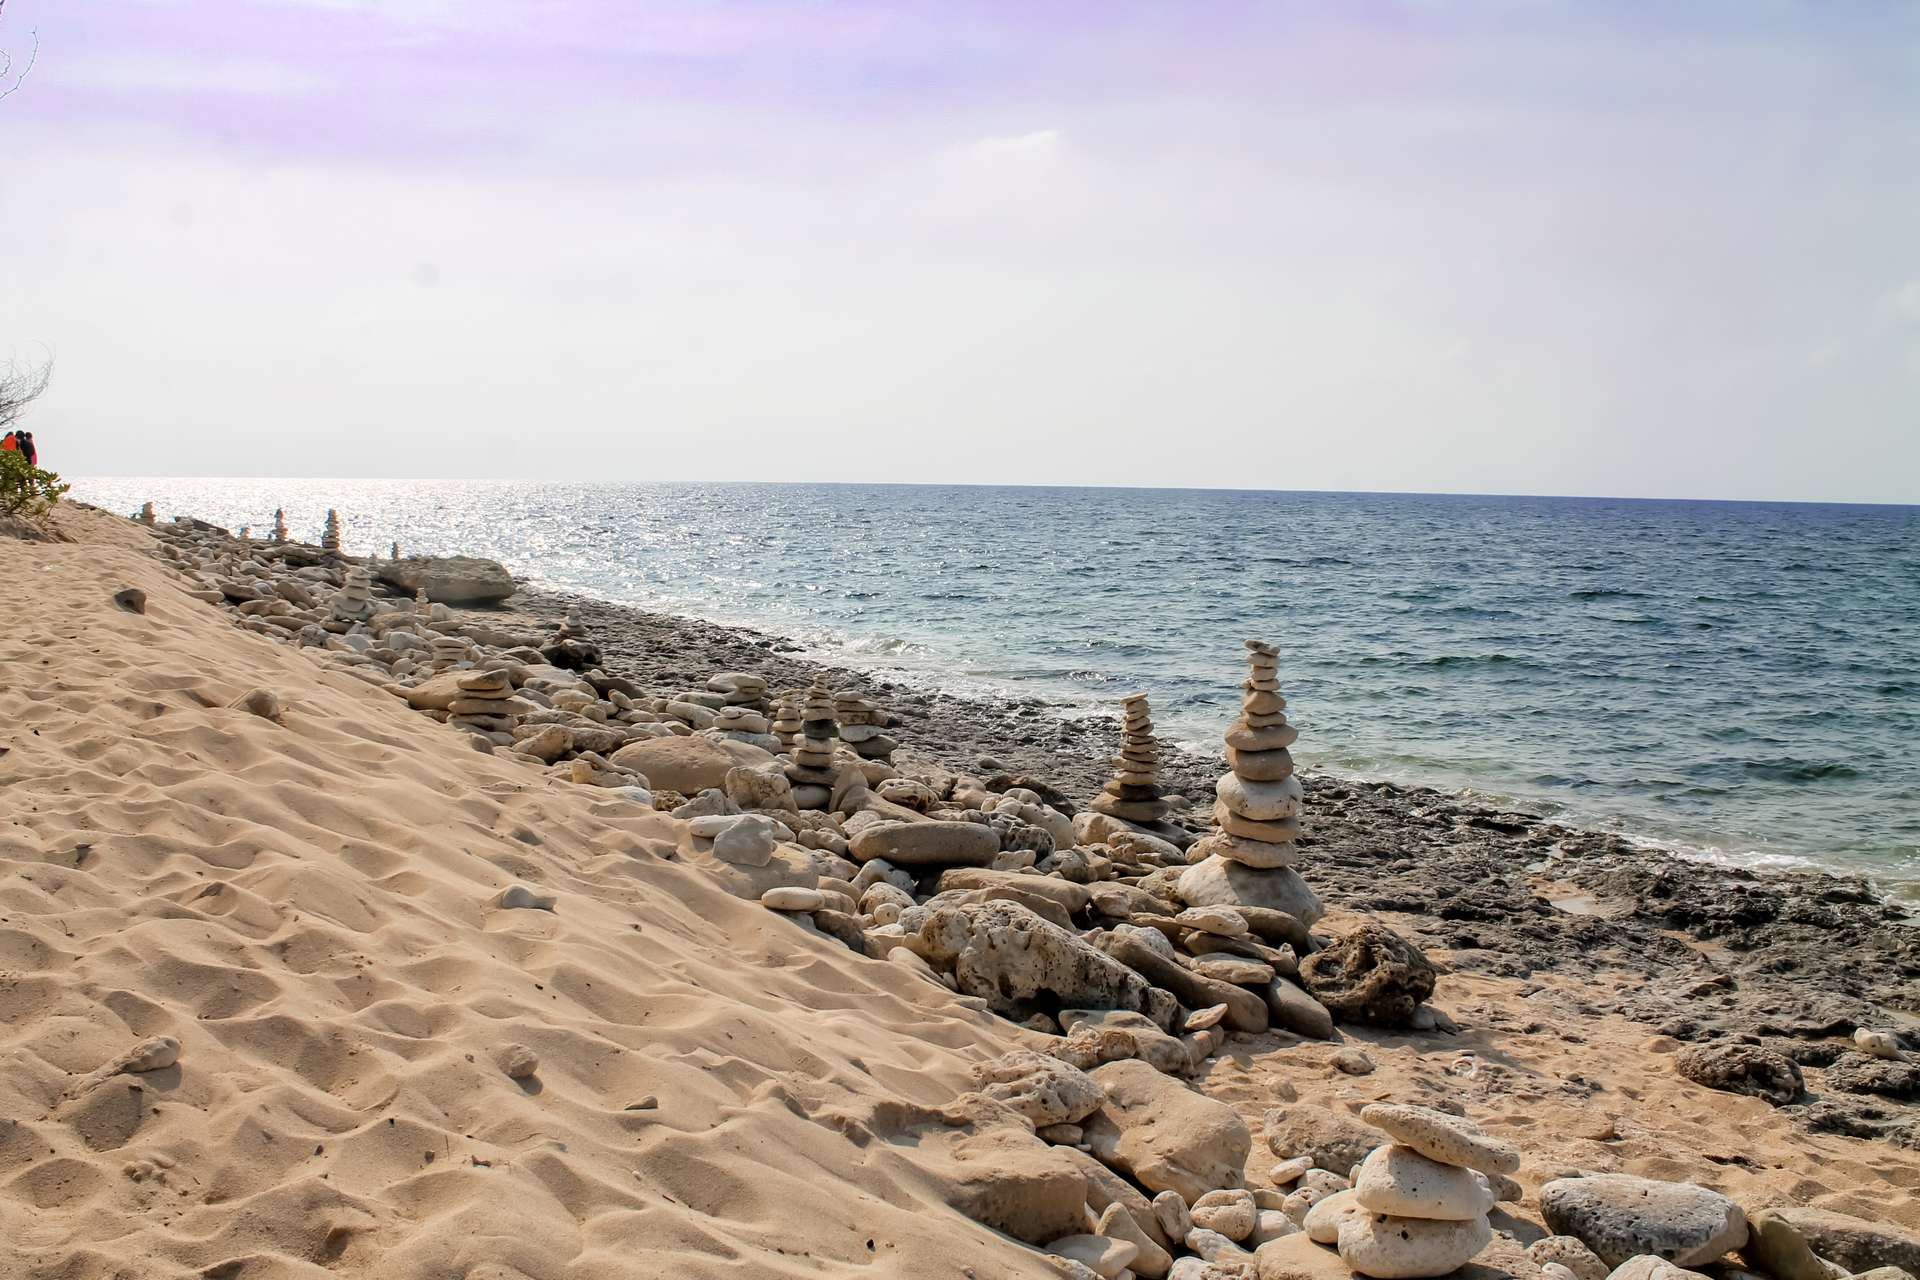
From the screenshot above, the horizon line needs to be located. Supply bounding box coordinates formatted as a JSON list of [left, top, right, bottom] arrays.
[[66, 475, 1920, 510]]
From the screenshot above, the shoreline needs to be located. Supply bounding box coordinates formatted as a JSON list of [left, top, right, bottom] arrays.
[[505, 579, 1920, 905], [489, 581, 1920, 1054]]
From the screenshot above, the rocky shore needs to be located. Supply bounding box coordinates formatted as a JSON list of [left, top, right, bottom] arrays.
[[21, 500, 1919, 1280], [505, 584, 1920, 1085]]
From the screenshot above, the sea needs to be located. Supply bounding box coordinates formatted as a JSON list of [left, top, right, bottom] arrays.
[[71, 479, 1920, 886]]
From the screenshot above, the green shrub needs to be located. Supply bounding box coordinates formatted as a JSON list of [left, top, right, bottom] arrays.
[[0, 449, 69, 518]]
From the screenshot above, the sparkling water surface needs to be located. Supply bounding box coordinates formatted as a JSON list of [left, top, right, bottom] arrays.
[[73, 479, 1920, 883]]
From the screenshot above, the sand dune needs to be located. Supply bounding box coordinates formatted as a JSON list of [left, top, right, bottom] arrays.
[[0, 508, 1060, 1278]]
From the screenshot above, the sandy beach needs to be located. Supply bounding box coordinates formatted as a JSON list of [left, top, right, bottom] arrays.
[[5, 504, 1920, 1280]]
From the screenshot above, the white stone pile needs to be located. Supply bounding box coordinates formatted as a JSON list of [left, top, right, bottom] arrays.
[[1176, 642, 1322, 932], [330, 566, 374, 623]]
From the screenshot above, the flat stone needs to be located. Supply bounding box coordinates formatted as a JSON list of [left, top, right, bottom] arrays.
[[1359, 1104, 1519, 1176], [1264, 1104, 1382, 1175], [761, 886, 825, 911], [1216, 802, 1304, 844], [1353, 1145, 1494, 1221], [1191, 955, 1276, 987], [1225, 719, 1300, 753], [1177, 906, 1250, 937], [1047, 1234, 1138, 1279], [1540, 1174, 1748, 1268], [1243, 691, 1288, 717], [1603, 1260, 1716, 1280], [1337, 1211, 1492, 1279], [1191, 832, 1300, 869], [850, 820, 1001, 867]]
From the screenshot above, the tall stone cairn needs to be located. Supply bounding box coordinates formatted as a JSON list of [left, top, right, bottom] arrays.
[[1176, 640, 1323, 924], [321, 508, 342, 553], [783, 677, 841, 806], [272, 508, 289, 543], [1089, 691, 1168, 824]]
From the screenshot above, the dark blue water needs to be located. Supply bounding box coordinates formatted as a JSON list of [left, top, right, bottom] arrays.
[[76, 479, 1920, 881]]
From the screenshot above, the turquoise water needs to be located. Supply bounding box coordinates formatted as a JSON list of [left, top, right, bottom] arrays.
[[74, 479, 1920, 880]]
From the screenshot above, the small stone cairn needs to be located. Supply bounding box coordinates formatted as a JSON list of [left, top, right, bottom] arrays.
[[414, 588, 432, 620], [784, 677, 841, 808], [321, 509, 342, 553], [708, 674, 776, 750], [769, 696, 801, 750], [1089, 692, 1168, 825], [429, 635, 472, 672], [1330, 1103, 1516, 1276], [138, 502, 157, 527], [329, 566, 374, 623], [446, 669, 529, 739], [708, 672, 769, 714], [1176, 640, 1322, 926], [390, 541, 401, 560], [834, 690, 898, 762], [272, 508, 289, 543]]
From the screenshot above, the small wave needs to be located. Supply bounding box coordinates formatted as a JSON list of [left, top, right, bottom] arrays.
[[1742, 759, 1863, 783], [1570, 588, 1651, 601]]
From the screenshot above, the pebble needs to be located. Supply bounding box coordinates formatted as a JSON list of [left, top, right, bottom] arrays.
[[491, 884, 556, 911], [761, 886, 826, 912], [1269, 1156, 1313, 1186], [1190, 1189, 1257, 1242], [1331, 1048, 1375, 1075], [496, 1044, 539, 1080]]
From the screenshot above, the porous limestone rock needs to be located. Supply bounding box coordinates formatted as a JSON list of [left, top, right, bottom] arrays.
[[1336, 1211, 1492, 1279], [1352, 1145, 1495, 1221], [1540, 1174, 1748, 1268], [1298, 924, 1436, 1027], [972, 1050, 1106, 1128], [1080, 1058, 1253, 1204], [1674, 1042, 1804, 1106], [1357, 1103, 1519, 1177], [1530, 1236, 1610, 1280], [915, 901, 1167, 1029]]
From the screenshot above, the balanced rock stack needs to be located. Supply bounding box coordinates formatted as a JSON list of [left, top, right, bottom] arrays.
[[330, 566, 374, 622], [1177, 641, 1322, 927], [708, 672, 769, 714], [446, 669, 531, 740], [321, 508, 342, 553], [138, 502, 157, 527], [709, 705, 778, 752], [272, 508, 288, 543], [784, 678, 841, 808], [834, 691, 898, 762], [1089, 692, 1168, 825], [769, 697, 801, 750], [414, 588, 432, 620], [429, 635, 472, 673], [390, 541, 401, 560], [1329, 1103, 1515, 1278]]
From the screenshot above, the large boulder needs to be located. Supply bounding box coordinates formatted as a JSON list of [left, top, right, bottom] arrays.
[[1768, 1207, 1920, 1276], [1540, 1175, 1748, 1268], [373, 555, 515, 605], [1177, 856, 1324, 925], [914, 901, 1170, 1029], [608, 735, 775, 795], [1080, 1058, 1252, 1204], [1297, 922, 1435, 1027]]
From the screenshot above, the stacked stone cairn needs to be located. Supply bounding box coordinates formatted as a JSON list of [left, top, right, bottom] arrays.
[[329, 566, 374, 623], [414, 588, 432, 620], [390, 541, 402, 560], [138, 502, 157, 527], [445, 669, 532, 742], [1333, 1103, 1514, 1276], [272, 508, 288, 543], [784, 677, 842, 809], [1177, 641, 1323, 932], [834, 690, 898, 763], [706, 674, 777, 751], [769, 696, 801, 750], [429, 635, 472, 672], [1089, 692, 1169, 828], [321, 508, 342, 553]]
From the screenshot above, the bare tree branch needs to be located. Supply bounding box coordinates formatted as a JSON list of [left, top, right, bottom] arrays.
[[0, 0, 36, 104], [0, 355, 52, 431]]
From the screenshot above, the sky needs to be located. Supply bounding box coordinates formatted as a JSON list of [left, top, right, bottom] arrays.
[[0, 1, 1916, 502]]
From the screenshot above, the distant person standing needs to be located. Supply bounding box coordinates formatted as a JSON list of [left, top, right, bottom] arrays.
[[16, 431, 34, 466]]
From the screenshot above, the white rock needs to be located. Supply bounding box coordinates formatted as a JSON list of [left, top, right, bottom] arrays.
[[1305, 1188, 1367, 1244], [1046, 1234, 1139, 1279], [1353, 1144, 1496, 1221], [1855, 1028, 1905, 1060], [761, 887, 826, 912], [1190, 1189, 1257, 1241], [1358, 1102, 1520, 1177], [1337, 1211, 1492, 1279], [1152, 1190, 1192, 1243]]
